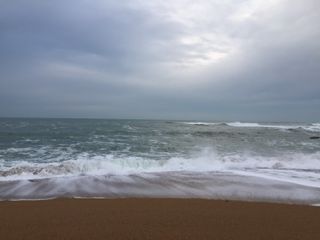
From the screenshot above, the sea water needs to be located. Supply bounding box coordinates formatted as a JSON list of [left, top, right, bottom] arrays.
[[0, 118, 320, 202]]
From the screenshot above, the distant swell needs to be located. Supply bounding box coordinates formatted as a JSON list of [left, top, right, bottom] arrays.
[[227, 122, 320, 132], [182, 121, 320, 132]]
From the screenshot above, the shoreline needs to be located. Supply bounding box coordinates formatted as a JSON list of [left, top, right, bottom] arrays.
[[1, 172, 320, 204], [1, 195, 320, 207], [1, 198, 320, 240]]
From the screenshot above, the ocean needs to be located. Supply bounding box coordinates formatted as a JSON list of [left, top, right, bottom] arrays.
[[1, 118, 320, 203]]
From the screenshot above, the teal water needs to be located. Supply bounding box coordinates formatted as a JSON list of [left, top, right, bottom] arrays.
[[0, 118, 320, 187]]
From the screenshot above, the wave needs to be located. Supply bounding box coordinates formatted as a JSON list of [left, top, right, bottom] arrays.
[[180, 122, 223, 126], [1, 149, 320, 187], [181, 121, 320, 132], [304, 123, 320, 132], [227, 122, 320, 132], [182, 122, 320, 132]]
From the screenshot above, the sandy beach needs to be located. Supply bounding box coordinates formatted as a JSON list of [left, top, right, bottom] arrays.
[[1, 198, 320, 240]]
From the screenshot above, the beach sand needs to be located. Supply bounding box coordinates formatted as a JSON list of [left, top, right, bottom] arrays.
[[1, 198, 320, 240]]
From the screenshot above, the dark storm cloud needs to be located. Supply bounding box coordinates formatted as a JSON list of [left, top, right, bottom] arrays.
[[0, 0, 319, 121]]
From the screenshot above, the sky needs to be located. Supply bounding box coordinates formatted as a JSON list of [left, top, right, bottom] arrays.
[[0, 0, 319, 121]]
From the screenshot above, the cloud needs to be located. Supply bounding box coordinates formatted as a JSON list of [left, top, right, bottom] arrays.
[[0, 0, 319, 121]]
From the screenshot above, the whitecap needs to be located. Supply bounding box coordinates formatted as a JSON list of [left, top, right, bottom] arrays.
[[227, 122, 320, 132], [1, 148, 320, 188]]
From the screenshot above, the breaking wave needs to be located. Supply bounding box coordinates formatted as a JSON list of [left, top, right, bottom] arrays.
[[227, 122, 320, 132], [181, 122, 221, 126], [1, 149, 320, 187], [182, 121, 320, 132]]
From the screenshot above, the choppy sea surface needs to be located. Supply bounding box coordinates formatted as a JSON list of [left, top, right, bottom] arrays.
[[1, 118, 320, 203]]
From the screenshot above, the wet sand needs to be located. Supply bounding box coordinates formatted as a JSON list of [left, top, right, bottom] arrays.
[[1, 198, 320, 240]]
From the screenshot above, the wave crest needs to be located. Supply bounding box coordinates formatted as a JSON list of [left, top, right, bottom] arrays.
[[1, 149, 320, 188], [181, 121, 320, 132]]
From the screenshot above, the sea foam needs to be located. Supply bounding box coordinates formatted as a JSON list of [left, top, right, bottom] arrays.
[[1, 149, 320, 188], [182, 121, 320, 132], [1, 119, 319, 201]]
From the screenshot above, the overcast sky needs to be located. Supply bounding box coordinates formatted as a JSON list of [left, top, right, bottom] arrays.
[[0, 0, 319, 121]]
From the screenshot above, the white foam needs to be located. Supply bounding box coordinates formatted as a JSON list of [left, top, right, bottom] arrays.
[[0, 147, 33, 154], [227, 122, 320, 132], [230, 169, 320, 188], [303, 123, 320, 132], [181, 121, 320, 132], [227, 122, 263, 127], [1, 149, 320, 188], [1, 172, 320, 204]]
